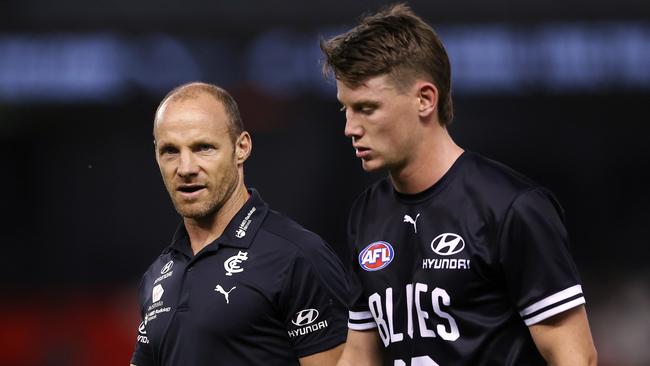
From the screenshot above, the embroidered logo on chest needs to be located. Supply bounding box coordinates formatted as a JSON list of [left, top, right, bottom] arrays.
[[224, 251, 248, 276]]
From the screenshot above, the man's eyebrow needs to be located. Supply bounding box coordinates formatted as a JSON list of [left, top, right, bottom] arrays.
[[350, 100, 380, 108], [156, 141, 175, 151], [190, 140, 219, 148]]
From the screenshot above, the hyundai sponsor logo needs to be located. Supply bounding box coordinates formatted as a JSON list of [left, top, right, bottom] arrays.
[[430, 233, 465, 256], [292, 309, 319, 326], [288, 308, 329, 338], [137, 321, 149, 344], [161, 260, 173, 274]]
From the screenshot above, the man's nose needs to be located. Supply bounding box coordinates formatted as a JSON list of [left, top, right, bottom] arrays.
[[344, 111, 363, 139], [177, 150, 199, 177]]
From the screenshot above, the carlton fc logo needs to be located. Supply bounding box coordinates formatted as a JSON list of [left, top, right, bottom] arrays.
[[359, 241, 394, 271], [431, 233, 465, 256]]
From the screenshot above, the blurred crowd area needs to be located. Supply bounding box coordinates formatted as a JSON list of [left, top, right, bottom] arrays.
[[1, 1, 649, 365]]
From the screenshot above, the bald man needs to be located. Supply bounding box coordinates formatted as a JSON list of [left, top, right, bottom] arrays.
[[130, 82, 348, 366]]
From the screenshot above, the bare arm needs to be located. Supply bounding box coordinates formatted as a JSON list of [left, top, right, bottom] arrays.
[[529, 305, 597, 366], [299, 343, 345, 366], [336, 329, 383, 366]]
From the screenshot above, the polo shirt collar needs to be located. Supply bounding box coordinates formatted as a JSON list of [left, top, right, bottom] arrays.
[[166, 188, 269, 256], [215, 188, 269, 248]]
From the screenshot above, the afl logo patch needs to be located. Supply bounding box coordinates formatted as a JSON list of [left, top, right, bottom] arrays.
[[359, 241, 394, 271]]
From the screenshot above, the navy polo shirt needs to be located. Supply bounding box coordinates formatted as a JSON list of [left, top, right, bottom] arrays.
[[131, 189, 349, 366]]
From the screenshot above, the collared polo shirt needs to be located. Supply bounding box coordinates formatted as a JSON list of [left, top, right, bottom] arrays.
[[131, 189, 348, 366]]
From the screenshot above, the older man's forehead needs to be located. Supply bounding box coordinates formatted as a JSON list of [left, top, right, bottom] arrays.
[[156, 93, 225, 124]]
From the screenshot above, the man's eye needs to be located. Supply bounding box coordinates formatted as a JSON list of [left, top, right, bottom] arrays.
[[160, 147, 178, 155], [359, 106, 375, 115], [198, 144, 214, 152]]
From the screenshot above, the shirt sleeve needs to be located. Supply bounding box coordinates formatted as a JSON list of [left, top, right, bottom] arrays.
[[498, 187, 586, 326], [280, 239, 349, 358], [346, 197, 378, 331], [130, 275, 154, 366]]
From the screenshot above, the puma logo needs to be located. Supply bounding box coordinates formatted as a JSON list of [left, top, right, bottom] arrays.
[[214, 285, 237, 304], [403, 214, 420, 233]]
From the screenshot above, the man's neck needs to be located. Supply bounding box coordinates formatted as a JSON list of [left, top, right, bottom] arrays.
[[390, 129, 463, 194], [183, 184, 250, 255]]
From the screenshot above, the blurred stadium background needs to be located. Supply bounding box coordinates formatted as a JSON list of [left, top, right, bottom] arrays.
[[1, 0, 648, 365]]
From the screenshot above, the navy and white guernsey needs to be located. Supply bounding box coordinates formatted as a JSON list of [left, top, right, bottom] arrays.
[[347, 152, 586, 365], [131, 189, 348, 366]]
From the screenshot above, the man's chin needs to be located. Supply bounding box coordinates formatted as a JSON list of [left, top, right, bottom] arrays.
[[361, 159, 384, 172], [174, 203, 215, 220]]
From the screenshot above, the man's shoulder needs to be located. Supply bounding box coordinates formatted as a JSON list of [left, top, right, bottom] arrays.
[[460, 151, 544, 198], [459, 152, 564, 221], [258, 209, 337, 258], [465, 152, 537, 188], [140, 250, 175, 282]]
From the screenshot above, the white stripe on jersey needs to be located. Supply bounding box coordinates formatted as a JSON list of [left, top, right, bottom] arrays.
[[348, 321, 378, 330], [520, 285, 582, 316], [349, 310, 374, 320], [523, 297, 585, 326]]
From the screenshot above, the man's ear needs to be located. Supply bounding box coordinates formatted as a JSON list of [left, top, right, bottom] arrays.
[[235, 131, 252, 165], [416, 82, 439, 119], [153, 139, 161, 165]]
